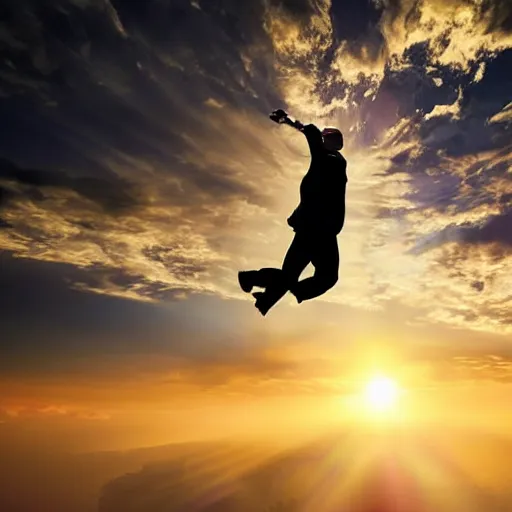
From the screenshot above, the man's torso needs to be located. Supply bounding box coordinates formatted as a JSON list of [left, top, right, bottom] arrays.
[[292, 151, 347, 234]]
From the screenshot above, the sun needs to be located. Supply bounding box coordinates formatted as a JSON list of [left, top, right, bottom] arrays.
[[364, 376, 399, 412]]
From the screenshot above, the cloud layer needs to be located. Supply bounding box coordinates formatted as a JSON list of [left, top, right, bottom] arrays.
[[0, 0, 511, 333]]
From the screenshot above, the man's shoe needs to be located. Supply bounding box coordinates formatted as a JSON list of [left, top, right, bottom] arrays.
[[253, 292, 273, 316], [238, 271, 255, 293]]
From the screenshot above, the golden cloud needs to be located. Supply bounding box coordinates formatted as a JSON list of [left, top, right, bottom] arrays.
[[489, 102, 512, 124], [379, 0, 512, 72], [0, 403, 111, 421]]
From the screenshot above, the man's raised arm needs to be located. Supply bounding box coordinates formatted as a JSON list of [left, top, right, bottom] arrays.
[[301, 123, 324, 159], [269, 109, 324, 158]]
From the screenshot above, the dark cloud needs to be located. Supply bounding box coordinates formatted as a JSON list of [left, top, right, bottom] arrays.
[[0, 0, 127, 99], [0, 157, 140, 213], [331, 0, 384, 41], [408, 209, 512, 256], [471, 280, 485, 292], [462, 209, 512, 247], [271, 0, 318, 19], [0, 185, 15, 209], [481, 0, 512, 33], [375, 48, 512, 251]]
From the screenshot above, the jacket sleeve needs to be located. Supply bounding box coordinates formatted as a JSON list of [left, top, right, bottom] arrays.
[[302, 124, 324, 159]]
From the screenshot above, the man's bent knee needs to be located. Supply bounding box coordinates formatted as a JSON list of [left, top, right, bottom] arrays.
[[319, 272, 338, 292], [281, 270, 301, 289]]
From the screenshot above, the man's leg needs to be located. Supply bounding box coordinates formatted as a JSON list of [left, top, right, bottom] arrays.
[[238, 268, 282, 293], [289, 235, 339, 303], [253, 233, 311, 315]]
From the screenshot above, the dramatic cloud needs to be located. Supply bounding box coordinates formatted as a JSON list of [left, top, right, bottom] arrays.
[[0, 0, 510, 334]]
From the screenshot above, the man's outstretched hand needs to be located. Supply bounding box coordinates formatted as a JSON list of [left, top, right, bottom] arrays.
[[270, 109, 305, 132], [269, 109, 288, 123]]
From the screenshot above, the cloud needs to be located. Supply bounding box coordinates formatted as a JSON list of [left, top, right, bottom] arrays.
[[378, 0, 512, 72], [350, 115, 512, 332], [204, 97, 225, 109], [0, 336, 351, 412], [262, 0, 348, 118], [0, 403, 111, 421], [0, 158, 140, 212], [448, 354, 512, 383], [332, 39, 387, 87], [489, 101, 512, 123], [424, 86, 463, 120]]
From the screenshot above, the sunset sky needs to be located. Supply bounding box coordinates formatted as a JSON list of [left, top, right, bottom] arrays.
[[0, 1, 512, 508]]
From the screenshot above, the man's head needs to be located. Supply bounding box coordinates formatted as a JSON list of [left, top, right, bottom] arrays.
[[322, 127, 343, 151]]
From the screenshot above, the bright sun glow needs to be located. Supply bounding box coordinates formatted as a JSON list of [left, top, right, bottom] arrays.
[[364, 376, 399, 412]]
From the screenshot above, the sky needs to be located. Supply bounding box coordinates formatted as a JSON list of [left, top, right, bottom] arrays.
[[0, 0, 512, 494]]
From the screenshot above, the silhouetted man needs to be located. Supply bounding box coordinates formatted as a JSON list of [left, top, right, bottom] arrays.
[[238, 109, 347, 316]]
